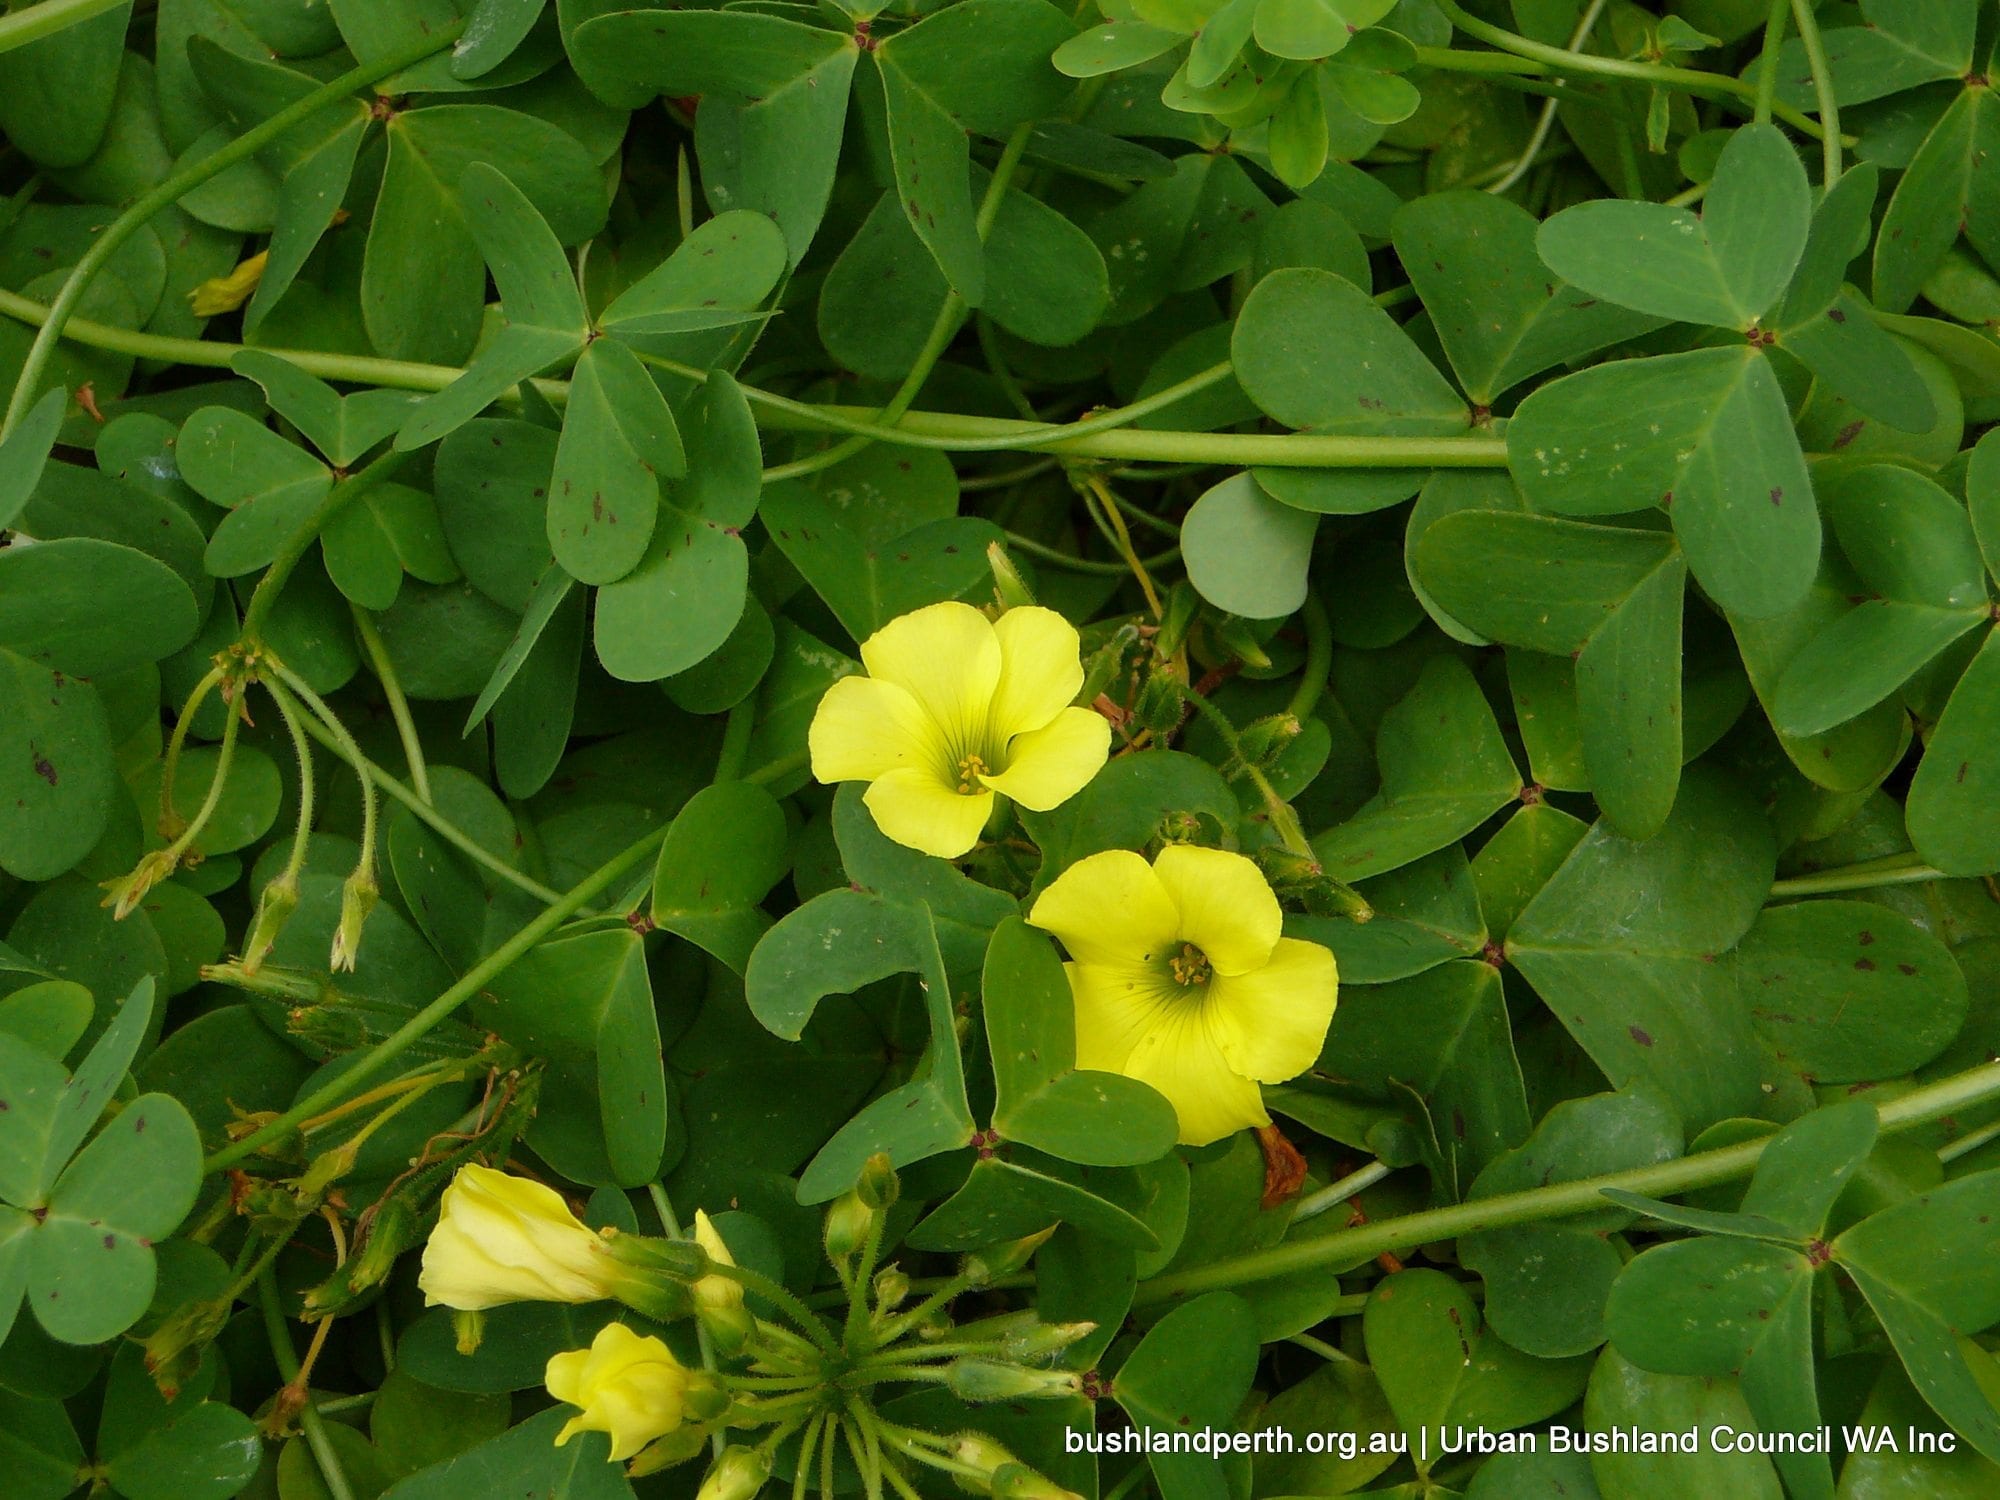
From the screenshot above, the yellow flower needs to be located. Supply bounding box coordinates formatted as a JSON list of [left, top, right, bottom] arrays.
[[546, 1322, 693, 1461], [1027, 846, 1338, 1147], [690, 1209, 751, 1353], [419, 1165, 617, 1310], [809, 602, 1110, 858]]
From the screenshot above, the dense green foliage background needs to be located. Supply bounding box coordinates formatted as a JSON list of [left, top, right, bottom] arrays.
[[1, 0, 2000, 1496]]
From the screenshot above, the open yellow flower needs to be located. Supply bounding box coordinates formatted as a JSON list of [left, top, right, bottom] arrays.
[[1027, 845, 1338, 1147], [809, 602, 1110, 858], [546, 1322, 694, 1461], [419, 1165, 617, 1310]]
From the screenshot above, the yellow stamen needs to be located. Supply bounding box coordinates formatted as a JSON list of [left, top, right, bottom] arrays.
[[955, 753, 990, 794], [1169, 943, 1211, 987]]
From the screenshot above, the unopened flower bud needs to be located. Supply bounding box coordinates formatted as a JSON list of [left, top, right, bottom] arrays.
[[143, 1297, 231, 1398], [329, 865, 378, 972], [991, 1464, 1085, 1500], [102, 848, 179, 920], [243, 875, 300, 974], [873, 1266, 911, 1312], [948, 1433, 1018, 1492], [856, 1152, 900, 1211], [294, 1140, 359, 1200], [1000, 1321, 1096, 1362], [629, 1423, 712, 1478], [453, 1309, 485, 1355], [945, 1359, 1083, 1402], [690, 1210, 752, 1355], [824, 1192, 875, 1261], [1155, 581, 1200, 660], [1235, 713, 1301, 766], [962, 1226, 1056, 1288], [988, 544, 1036, 610], [307, 1197, 421, 1314], [696, 1444, 773, 1500], [1131, 672, 1185, 736]]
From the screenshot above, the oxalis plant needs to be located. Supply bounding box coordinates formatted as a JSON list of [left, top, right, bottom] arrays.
[[3, 0, 2000, 1496]]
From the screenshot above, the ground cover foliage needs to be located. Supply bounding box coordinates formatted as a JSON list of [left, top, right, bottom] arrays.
[[1, 0, 2000, 1495]]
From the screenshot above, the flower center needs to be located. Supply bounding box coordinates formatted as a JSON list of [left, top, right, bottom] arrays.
[[954, 753, 990, 795], [1169, 943, 1212, 988]]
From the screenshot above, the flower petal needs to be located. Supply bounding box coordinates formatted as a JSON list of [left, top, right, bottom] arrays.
[[809, 675, 936, 783], [859, 602, 1001, 757], [1123, 1005, 1268, 1146], [1206, 938, 1339, 1084], [983, 707, 1110, 810], [863, 767, 993, 858], [1028, 849, 1178, 967], [1067, 960, 1181, 1074], [990, 606, 1086, 736], [1152, 845, 1282, 975]]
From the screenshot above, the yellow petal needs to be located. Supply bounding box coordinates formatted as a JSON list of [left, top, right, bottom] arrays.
[[1152, 845, 1282, 976], [1122, 1005, 1268, 1147], [1067, 960, 1179, 1074], [809, 675, 937, 783], [859, 602, 1001, 755], [1028, 849, 1178, 967], [990, 606, 1085, 737], [983, 706, 1109, 811], [863, 767, 993, 858], [1205, 938, 1339, 1084]]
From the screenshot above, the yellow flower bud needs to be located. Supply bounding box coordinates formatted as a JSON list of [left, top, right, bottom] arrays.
[[187, 250, 269, 316], [948, 1433, 1019, 1493], [418, 1165, 621, 1310], [546, 1322, 694, 1462], [690, 1210, 752, 1355]]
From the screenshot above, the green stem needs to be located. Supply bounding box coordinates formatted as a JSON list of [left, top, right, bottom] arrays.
[[705, 1262, 840, 1356], [1753, 0, 1790, 125], [1, 21, 466, 436], [0, 0, 127, 57], [647, 1182, 724, 1459], [1179, 683, 1315, 860], [1003, 529, 1179, 575], [351, 607, 430, 804], [285, 704, 568, 907], [268, 661, 378, 887], [0, 286, 1505, 470], [263, 678, 318, 890], [1767, 852, 1947, 897], [1484, 0, 1609, 197], [1133, 1059, 2000, 1305], [1790, 0, 1842, 183], [203, 819, 669, 1174], [159, 665, 224, 836], [1286, 591, 1333, 722], [1290, 1159, 1392, 1224], [714, 698, 757, 784], [258, 1271, 356, 1500], [1420, 3, 1845, 145], [241, 449, 408, 643]]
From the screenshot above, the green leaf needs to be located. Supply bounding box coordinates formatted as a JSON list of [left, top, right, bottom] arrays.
[[549, 337, 679, 585], [983, 919, 1177, 1166], [0, 390, 65, 532], [0, 538, 198, 679], [380, 1408, 635, 1500], [1052, 21, 1182, 77], [472, 929, 668, 1186], [1414, 511, 1685, 838], [648, 781, 789, 973], [1506, 346, 1819, 618], [1779, 290, 1937, 432], [1766, 0, 1976, 109], [1233, 267, 1467, 433], [1835, 1171, 2000, 1463], [1181, 471, 1319, 620], [232, 352, 420, 470], [1585, 1348, 1783, 1499], [1114, 1292, 1261, 1500], [1363, 1267, 1593, 1473], [179, 406, 333, 578], [398, 164, 591, 451], [599, 210, 787, 343], [1908, 626, 2000, 875], [1507, 768, 1775, 1130], [1874, 87, 2000, 314], [0, 651, 112, 884], [1393, 190, 1664, 405], [1296, 843, 1486, 985], [1536, 122, 1810, 326], [1312, 656, 1521, 881], [1460, 1088, 1683, 1359]]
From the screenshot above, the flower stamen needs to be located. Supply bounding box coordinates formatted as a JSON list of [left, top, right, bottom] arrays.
[[1169, 943, 1212, 988], [954, 753, 990, 794]]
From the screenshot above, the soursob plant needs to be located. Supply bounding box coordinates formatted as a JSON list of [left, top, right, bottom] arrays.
[[0, 0, 1997, 1498]]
